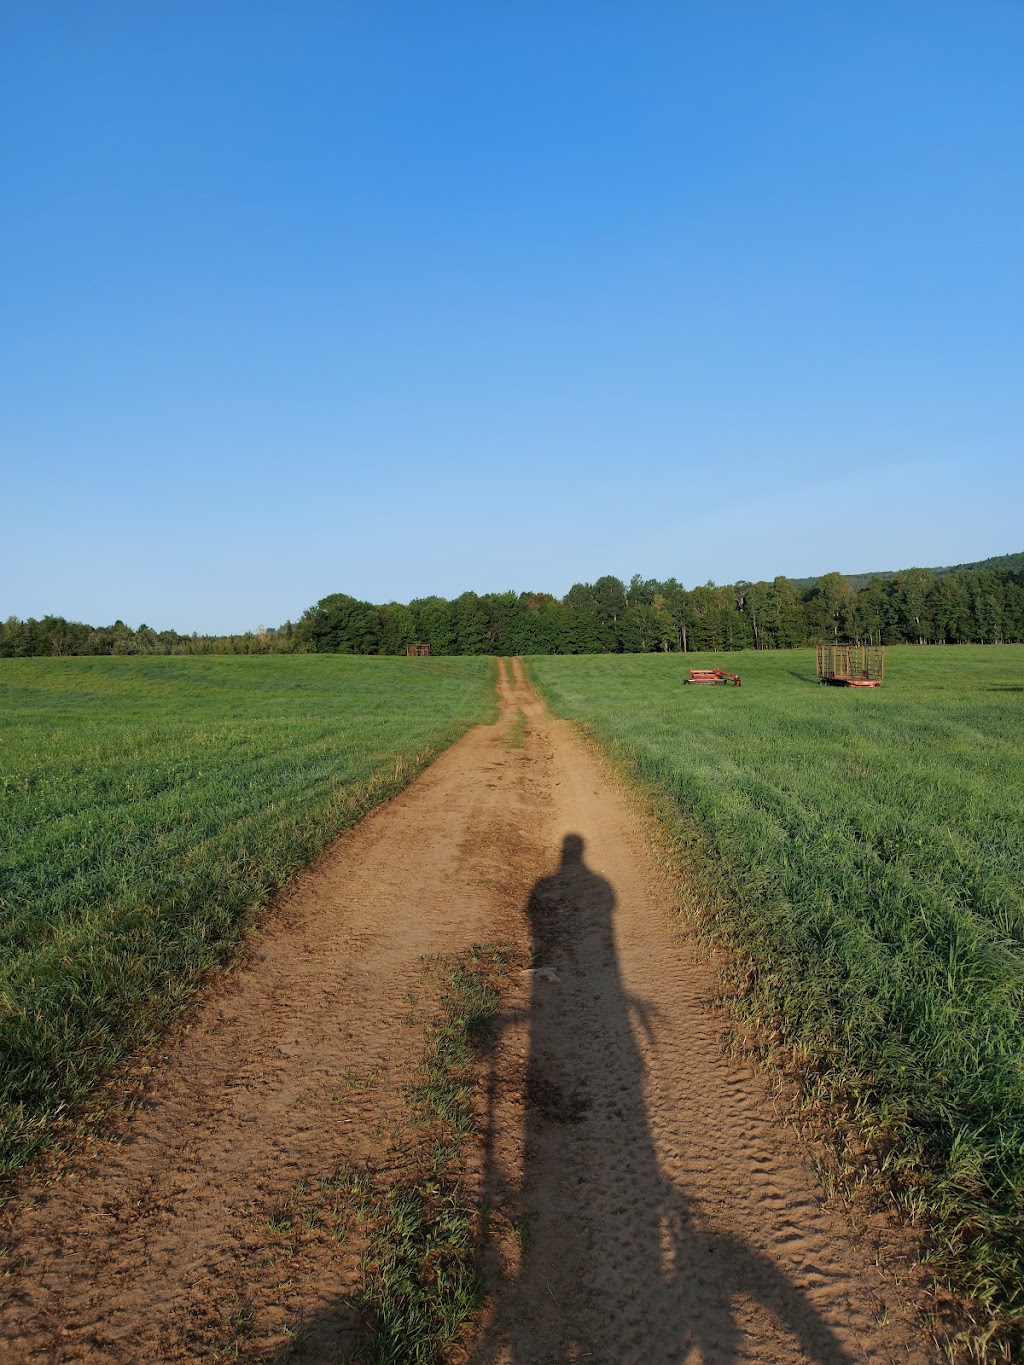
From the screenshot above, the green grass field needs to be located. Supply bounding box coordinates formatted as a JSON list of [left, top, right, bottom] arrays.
[[530, 645, 1024, 1345], [0, 655, 495, 1178]]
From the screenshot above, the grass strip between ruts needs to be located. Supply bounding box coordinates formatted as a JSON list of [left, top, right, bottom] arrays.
[[355, 946, 506, 1364]]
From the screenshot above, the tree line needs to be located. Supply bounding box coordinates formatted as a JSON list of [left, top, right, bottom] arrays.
[[4, 562, 1024, 657], [0, 617, 298, 658]]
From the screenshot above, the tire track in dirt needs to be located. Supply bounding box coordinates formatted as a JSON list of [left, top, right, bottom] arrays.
[[1, 660, 931, 1362]]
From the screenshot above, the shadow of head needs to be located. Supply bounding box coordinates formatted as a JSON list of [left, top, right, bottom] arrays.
[[530, 834, 615, 940], [560, 832, 585, 866]]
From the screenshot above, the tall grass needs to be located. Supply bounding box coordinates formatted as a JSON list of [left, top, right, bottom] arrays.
[[530, 646, 1024, 1352], [0, 655, 495, 1178]]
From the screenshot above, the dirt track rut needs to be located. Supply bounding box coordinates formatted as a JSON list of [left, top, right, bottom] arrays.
[[1, 660, 928, 1362]]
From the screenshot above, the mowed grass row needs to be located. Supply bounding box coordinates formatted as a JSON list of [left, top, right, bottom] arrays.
[[530, 646, 1024, 1347], [0, 655, 496, 1178]]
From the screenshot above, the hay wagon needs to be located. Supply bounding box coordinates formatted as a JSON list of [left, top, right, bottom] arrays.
[[815, 642, 884, 687]]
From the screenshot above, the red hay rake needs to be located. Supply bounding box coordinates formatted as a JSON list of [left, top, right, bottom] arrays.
[[816, 642, 884, 687], [685, 668, 742, 687]]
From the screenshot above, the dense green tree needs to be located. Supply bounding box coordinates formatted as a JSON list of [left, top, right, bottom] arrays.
[[853, 576, 889, 643], [452, 592, 489, 654], [1003, 580, 1024, 642], [410, 597, 455, 655], [378, 602, 417, 655], [591, 575, 627, 651], [687, 583, 729, 650], [930, 577, 971, 643], [294, 593, 381, 654], [892, 569, 937, 644], [620, 604, 659, 652], [479, 591, 520, 654], [803, 572, 852, 640], [970, 573, 1005, 643], [625, 574, 657, 609], [654, 578, 689, 650], [560, 584, 604, 653], [650, 594, 678, 651]]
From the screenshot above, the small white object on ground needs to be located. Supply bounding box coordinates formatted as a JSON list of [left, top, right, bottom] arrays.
[[519, 966, 560, 982]]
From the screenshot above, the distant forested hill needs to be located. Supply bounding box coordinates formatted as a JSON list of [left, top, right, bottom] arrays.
[[790, 551, 1024, 592]]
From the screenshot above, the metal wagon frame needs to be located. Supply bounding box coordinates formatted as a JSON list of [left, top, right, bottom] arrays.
[[815, 642, 884, 687]]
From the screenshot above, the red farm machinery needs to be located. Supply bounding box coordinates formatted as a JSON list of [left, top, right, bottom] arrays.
[[816, 642, 884, 687], [685, 668, 742, 687]]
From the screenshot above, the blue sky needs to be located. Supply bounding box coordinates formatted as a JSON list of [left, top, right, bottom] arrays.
[[3, 2, 1022, 633]]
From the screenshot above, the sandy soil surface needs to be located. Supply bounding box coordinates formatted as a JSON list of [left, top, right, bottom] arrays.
[[1, 660, 931, 1363]]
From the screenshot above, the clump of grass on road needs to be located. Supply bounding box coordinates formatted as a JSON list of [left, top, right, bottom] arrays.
[[0, 655, 495, 1181], [530, 645, 1024, 1357], [504, 709, 527, 750], [265, 948, 507, 1363], [357, 946, 505, 1364]]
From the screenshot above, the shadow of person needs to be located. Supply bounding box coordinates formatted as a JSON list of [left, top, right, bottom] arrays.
[[473, 834, 857, 1365]]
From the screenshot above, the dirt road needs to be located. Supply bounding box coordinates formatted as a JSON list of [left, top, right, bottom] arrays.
[[1, 661, 927, 1362]]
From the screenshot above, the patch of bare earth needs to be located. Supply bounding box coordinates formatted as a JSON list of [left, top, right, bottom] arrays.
[[1, 661, 933, 1363]]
